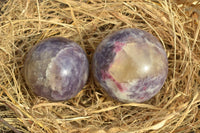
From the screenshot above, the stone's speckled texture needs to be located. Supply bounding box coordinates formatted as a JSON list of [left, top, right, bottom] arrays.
[[24, 37, 89, 101], [93, 28, 168, 103]]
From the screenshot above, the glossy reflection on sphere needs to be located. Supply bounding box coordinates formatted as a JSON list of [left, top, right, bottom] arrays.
[[24, 37, 89, 101], [93, 28, 168, 103]]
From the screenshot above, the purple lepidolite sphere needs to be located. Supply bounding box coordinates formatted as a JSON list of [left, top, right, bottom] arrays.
[[93, 28, 168, 103], [24, 37, 89, 101]]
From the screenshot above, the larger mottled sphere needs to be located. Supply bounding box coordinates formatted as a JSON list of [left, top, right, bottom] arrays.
[[24, 37, 89, 101], [93, 28, 168, 103]]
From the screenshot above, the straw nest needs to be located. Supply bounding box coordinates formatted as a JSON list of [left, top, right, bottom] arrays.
[[0, 0, 200, 132]]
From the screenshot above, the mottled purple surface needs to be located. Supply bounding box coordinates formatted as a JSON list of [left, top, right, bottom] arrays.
[[24, 37, 89, 101], [93, 28, 168, 103]]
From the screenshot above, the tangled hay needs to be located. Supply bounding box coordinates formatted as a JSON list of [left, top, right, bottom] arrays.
[[0, 0, 200, 132]]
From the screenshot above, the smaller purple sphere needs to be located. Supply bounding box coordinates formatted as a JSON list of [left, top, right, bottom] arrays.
[[24, 37, 89, 101], [93, 28, 168, 103]]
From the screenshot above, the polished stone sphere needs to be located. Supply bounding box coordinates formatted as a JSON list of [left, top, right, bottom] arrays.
[[93, 28, 168, 103], [24, 37, 89, 101]]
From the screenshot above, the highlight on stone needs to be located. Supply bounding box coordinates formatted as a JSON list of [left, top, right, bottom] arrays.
[[93, 28, 168, 103], [24, 37, 89, 101]]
